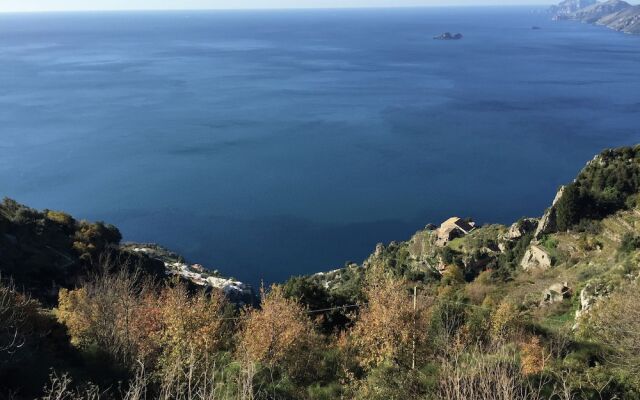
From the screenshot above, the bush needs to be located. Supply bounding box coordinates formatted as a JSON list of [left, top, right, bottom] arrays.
[[282, 275, 356, 333], [618, 233, 640, 254], [237, 285, 321, 383], [45, 210, 75, 227]]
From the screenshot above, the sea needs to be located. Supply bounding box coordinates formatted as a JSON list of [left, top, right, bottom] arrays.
[[1, 7, 639, 284]]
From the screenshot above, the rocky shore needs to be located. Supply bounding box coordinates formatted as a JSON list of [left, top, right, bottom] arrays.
[[124, 243, 257, 305]]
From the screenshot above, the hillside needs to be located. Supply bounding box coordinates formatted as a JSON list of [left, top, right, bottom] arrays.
[[0, 199, 256, 306], [597, 4, 640, 33], [293, 146, 640, 327], [0, 199, 164, 303], [2, 145, 640, 399], [550, 0, 640, 34]]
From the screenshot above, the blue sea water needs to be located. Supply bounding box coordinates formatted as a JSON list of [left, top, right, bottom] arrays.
[[1, 7, 639, 284]]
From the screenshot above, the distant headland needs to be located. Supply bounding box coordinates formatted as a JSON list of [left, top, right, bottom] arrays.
[[550, 0, 640, 35]]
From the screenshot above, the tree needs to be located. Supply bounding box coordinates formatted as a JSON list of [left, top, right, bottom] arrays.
[[56, 262, 149, 369], [490, 300, 522, 343], [437, 345, 544, 400], [555, 184, 583, 232], [149, 282, 231, 398], [237, 285, 320, 380], [0, 278, 38, 358], [347, 266, 431, 371], [155, 283, 229, 367]]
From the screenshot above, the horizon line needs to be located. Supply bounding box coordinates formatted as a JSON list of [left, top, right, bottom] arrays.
[[0, 4, 551, 14]]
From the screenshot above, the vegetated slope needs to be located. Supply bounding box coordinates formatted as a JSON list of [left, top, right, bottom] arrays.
[[288, 145, 640, 341], [276, 145, 640, 398], [0, 199, 256, 306], [0, 199, 165, 304], [2, 145, 640, 399]]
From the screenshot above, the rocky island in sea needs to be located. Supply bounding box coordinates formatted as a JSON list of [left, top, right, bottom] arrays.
[[550, 0, 640, 34], [433, 32, 463, 40]]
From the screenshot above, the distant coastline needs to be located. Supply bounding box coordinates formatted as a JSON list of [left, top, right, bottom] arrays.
[[550, 0, 640, 35]]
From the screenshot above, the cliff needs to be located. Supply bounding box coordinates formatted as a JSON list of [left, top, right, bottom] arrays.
[[596, 4, 640, 33], [573, 0, 632, 23], [551, 0, 640, 34], [549, 0, 597, 19]]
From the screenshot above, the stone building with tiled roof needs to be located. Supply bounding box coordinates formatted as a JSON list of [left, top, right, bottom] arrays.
[[435, 217, 476, 246]]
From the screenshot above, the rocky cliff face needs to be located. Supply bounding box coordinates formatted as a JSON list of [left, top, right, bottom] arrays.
[[534, 186, 565, 240], [574, 0, 632, 23], [550, 0, 598, 19], [597, 5, 640, 34], [504, 218, 539, 242], [551, 0, 640, 34]]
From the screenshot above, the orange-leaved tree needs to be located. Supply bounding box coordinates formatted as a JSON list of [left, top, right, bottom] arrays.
[[347, 264, 431, 371], [150, 281, 231, 397], [56, 266, 147, 368], [156, 282, 229, 363], [237, 285, 320, 380]]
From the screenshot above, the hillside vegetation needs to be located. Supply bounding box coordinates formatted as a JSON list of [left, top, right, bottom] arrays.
[[2, 145, 640, 399]]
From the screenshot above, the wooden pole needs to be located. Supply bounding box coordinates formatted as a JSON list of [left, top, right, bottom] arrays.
[[412, 285, 417, 370]]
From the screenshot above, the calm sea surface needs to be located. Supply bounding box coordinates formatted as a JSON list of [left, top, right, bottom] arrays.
[[1, 7, 639, 284]]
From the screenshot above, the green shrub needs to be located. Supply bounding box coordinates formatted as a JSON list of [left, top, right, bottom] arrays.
[[307, 383, 343, 400], [618, 233, 640, 254]]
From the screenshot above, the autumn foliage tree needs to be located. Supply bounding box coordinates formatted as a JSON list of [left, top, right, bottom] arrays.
[[347, 265, 431, 371], [56, 265, 146, 369], [153, 281, 230, 392], [237, 285, 320, 382], [56, 263, 231, 364], [519, 336, 546, 377], [491, 299, 522, 343]]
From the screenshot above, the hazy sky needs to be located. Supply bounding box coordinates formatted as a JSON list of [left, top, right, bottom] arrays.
[[0, 0, 561, 13]]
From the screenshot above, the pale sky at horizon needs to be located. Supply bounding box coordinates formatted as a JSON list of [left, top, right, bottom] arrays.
[[0, 0, 565, 13]]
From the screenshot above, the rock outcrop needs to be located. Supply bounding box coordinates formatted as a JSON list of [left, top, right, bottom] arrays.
[[504, 218, 539, 241], [520, 244, 552, 271], [434, 32, 463, 40], [574, 282, 609, 320], [535, 186, 565, 239]]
